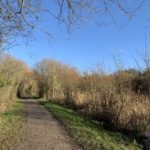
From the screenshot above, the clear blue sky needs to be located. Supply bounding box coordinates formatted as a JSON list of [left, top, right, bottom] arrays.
[[9, 1, 150, 73]]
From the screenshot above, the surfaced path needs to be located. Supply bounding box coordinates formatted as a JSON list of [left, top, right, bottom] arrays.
[[16, 99, 82, 150]]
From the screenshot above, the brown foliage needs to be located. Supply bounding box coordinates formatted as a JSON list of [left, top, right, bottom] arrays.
[[33, 59, 150, 133], [0, 54, 27, 112]]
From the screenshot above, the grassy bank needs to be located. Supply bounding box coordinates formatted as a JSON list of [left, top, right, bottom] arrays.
[[0, 100, 24, 150], [40, 101, 141, 150]]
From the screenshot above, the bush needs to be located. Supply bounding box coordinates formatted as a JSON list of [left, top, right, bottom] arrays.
[[132, 76, 150, 95], [0, 55, 27, 112], [34, 59, 150, 134]]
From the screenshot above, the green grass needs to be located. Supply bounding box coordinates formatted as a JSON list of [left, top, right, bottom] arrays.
[[40, 101, 141, 150], [0, 100, 24, 150]]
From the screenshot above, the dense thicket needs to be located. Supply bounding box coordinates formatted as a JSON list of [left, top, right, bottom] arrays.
[[0, 54, 27, 112], [33, 59, 150, 134], [34, 59, 79, 104], [1, 55, 150, 134]]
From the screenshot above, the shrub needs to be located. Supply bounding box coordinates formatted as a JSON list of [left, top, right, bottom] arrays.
[[34, 59, 150, 134], [0, 55, 27, 112]]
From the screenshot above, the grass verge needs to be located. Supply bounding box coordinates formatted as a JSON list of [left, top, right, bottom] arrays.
[[40, 101, 141, 150], [0, 100, 24, 150]]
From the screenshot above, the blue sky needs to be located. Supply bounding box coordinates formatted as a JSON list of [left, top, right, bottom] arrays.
[[9, 1, 150, 72]]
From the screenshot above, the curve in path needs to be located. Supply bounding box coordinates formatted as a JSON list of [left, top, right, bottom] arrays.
[[16, 99, 82, 150]]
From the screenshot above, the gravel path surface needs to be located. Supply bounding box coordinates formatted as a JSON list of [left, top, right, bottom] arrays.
[[16, 99, 82, 150]]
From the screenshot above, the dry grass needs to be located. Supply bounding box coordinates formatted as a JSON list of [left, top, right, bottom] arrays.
[[76, 75, 150, 133]]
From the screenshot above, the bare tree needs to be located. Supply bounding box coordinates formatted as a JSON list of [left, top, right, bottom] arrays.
[[0, 0, 146, 43], [133, 38, 150, 73]]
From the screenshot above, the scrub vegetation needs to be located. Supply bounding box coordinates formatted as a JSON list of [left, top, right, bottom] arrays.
[[33, 58, 150, 135], [0, 55, 27, 112], [1, 52, 150, 149], [0, 54, 26, 149], [41, 101, 141, 150], [0, 1, 149, 149]]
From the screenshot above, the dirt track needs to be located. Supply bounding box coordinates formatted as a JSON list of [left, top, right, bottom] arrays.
[[16, 99, 82, 150]]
